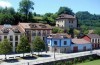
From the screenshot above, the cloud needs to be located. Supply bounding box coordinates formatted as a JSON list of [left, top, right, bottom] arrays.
[[0, 1, 12, 8]]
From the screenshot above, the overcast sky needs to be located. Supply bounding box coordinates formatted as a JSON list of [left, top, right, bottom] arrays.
[[0, 0, 100, 15]]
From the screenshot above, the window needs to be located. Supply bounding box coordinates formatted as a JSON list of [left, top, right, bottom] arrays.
[[43, 30, 46, 36], [47, 30, 50, 34], [15, 42, 18, 47], [71, 21, 73, 23], [92, 39, 94, 43], [32, 31, 36, 36], [4, 36, 7, 39], [37, 31, 41, 36], [54, 41, 57, 45], [0, 36, 1, 41], [95, 39, 97, 43], [10, 42, 13, 46], [15, 36, 18, 41], [64, 41, 67, 45], [10, 36, 13, 41]]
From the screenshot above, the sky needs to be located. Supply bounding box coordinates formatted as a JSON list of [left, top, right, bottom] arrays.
[[0, 0, 100, 15]]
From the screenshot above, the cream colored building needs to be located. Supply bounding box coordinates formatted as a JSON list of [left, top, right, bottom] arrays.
[[56, 14, 77, 29], [0, 24, 24, 53]]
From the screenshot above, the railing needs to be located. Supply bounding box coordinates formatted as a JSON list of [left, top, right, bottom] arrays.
[[0, 50, 100, 65]]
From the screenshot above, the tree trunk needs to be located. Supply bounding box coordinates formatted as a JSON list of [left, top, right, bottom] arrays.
[[5, 54, 7, 60], [38, 52, 39, 55], [23, 53, 24, 57], [31, 51, 33, 57]]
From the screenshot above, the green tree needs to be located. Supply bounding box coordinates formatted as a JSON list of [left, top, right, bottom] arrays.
[[52, 27, 59, 33], [74, 29, 80, 37], [0, 39, 12, 59], [32, 36, 45, 55], [19, 0, 34, 22], [81, 25, 89, 35], [16, 35, 30, 57], [94, 28, 100, 35], [0, 13, 14, 24], [57, 7, 74, 15]]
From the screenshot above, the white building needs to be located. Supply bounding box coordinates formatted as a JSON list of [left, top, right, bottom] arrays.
[[56, 14, 77, 29], [0, 24, 24, 53]]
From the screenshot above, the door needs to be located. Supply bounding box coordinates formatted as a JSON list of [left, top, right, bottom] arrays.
[[83, 46, 86, 51], [73, 46, 78, 52]]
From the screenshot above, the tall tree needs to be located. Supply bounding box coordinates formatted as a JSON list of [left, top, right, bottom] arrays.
[[32, 36, 45, 55], [16, 35, 30, 57], [57, 7, 74, 15], [0, 39, 12, 59], [19, 0, 34, 22]]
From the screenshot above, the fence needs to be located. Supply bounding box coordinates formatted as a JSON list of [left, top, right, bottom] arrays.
[[0, 50, 100, 65]]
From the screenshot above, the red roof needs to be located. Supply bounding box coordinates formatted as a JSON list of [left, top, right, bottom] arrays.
[[72, 39, 91, 44]]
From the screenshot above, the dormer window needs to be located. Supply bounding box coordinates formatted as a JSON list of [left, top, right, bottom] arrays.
[[39, 25, 46, 28], [30, 24, 37, 28], [14, 28, 20, 33], [2, 28, 9, 33]]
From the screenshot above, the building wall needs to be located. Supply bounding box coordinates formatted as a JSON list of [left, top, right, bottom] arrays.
[[49, 46, 71, 53], [0, 30, 21, 53], [47, 38, 71, 47], [71, 44, 92, 52], [30, 29, 52, 41], [46, 38, 71, 53], [56, 19, 77, 28]]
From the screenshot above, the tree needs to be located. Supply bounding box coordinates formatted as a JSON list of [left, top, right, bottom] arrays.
[[0, 13, 14, 24], [57, 7, 74, 15], [81, 25, 89, 35], [19, 0, 34, 22], [52, 27, 64, 33], [16, 35, 30, 57], [0, 39, 12, 59], [52, 27, 60, 33], [94, 28, 100, 35], [32, 36, 45, 55], [74, 29, 80, 37]]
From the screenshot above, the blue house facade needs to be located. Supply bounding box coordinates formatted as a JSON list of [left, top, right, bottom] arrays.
[[46, 33, 72, 53], [46, 34, 92, 53]]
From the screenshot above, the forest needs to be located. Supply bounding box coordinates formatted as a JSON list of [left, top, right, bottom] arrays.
[[0, 0, 100, 35]]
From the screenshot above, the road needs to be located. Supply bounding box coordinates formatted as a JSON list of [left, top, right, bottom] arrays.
[[0, 49, 100, 65]]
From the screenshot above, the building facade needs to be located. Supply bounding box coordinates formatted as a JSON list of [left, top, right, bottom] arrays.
[[46, 33, 71, 53], [46, 34, 92, 53], [71, 39, 92, 52], [0, 24, 24, 52], [56, 14, 77, 29], [82, 34, 100, 49], [18, 23, 52, 42]]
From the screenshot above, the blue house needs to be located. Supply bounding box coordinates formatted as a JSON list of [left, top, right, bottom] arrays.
[[46, 33, 92, 53], [46, 33, 72, 53], [71, 39, 92, 52]]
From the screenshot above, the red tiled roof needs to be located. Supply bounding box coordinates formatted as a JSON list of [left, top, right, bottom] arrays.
[[56, 14, 75, 20], [72, 39, 91, 44]]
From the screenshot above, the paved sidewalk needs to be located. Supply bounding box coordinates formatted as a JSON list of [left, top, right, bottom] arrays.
[[0, 49, 100, 65]]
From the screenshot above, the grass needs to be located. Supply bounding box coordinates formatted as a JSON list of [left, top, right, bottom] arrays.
[[76, 59, 100, 65]]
